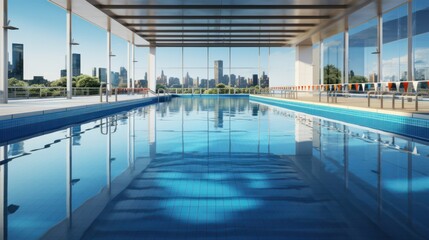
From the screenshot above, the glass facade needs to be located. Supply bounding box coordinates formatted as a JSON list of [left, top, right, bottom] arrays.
[[349, 19, 378, 83], [383, 4, 408, 82], [323, 33, 344, 84], [413, 0, 429, 81]]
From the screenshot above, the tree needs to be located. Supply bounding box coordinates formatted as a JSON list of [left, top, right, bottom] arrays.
[[216, 83, 226, 88], [156, 84, 166, 92], [50, 77, 76, 87], [76, 75, 100, 87], [323, 64, 342, 84], [8, 78, 27, 87], [349, 75, 368, 83]]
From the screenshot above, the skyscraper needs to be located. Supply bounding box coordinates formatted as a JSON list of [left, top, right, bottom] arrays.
[[98, 68, 107, 83], [12, 43, 24, 80], [252, 74, 259, 86], [92, 67, 97, 77], [214, 60, 223, 85], [72, 53, 81, 77]]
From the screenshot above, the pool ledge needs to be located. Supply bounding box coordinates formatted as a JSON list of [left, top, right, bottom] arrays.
[[250, 95, 429, 142], [0, 96, 169, 144], [251, 95, 429, 120]]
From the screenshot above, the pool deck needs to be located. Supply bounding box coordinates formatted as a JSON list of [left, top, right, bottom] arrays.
[[0, 94, 154, 120], [254, 94, 429, 120], [1, 93, 429, 121]]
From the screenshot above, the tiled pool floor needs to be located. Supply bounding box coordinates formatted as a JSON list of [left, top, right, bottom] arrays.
[[82, 153, 388, 240]]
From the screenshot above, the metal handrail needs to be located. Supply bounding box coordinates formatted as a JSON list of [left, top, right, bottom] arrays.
[[367, 91, 376, 107]]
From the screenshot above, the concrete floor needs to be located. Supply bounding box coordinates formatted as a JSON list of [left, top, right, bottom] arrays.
[[1, 92, 429, 120], [261, 92, 429, 120], [0, 94, 155, 119]]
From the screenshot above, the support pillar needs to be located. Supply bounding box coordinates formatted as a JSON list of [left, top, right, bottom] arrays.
[[377, 0, 383, 84], [66, 0, 72, 99], [344, 17, 349, 86], [131, 43, 135, 89], [127, 42, 130, 89], [0, 0, 8, 103], [407, 0, 413, 83], [148, 46, 156, 91], [295, 45, 313, 87], [106, 22, 111, 93]]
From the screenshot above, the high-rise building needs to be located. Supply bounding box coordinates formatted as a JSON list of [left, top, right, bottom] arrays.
[[11, 43, 24, 80], [260, 71, 269, 88], [72, 53, 81, 77], [120, 67, 127, 85], [230, 74, 237, 87], [60, 69, 67, 78], [92, 67, 97, 77], [98, 68, 107, 83], [252, 74, 259, 86], [214, 60, 223, 85]]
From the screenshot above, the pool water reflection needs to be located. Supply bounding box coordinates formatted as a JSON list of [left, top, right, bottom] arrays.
[[0, 96, 428, 239]]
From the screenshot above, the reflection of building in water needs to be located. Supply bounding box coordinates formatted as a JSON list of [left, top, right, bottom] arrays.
[[8, 142, 24, 156], [252, 104, 259, 116], [214, 103, 224, 128], [72, 125, 81, 146]]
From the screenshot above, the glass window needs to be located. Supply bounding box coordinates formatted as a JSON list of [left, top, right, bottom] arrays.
[[156, 47, 182, 87], [413, 0, 429, 81], [323, 33, 345, 84], [348, 19, 378, 83], [383, 4, 408, 82]]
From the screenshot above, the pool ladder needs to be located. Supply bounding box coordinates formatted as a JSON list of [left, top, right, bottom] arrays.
[[100, 116, 118, 135]]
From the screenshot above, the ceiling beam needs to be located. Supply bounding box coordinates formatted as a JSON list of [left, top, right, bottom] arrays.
[[126, 23, 317, 28], [115, 15, 330, 20], [140, 34, 295, 38], [152, 43, 289, 47], [99, 4, 348, 10], [135, 29, 306, 33], [146, 39, 288, 42]]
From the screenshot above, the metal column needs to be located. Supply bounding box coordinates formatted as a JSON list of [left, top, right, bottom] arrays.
[[0, 0, 8, 104], [131, 42, 135, 90], [148, 46, 156, 91], [127, 42, 130, 89], [106, 21, 112, 94], [377, 0, 383, 84], [407, 0, 413, 83], [66, 0, 72, 99], [344, 17, 349, 86]]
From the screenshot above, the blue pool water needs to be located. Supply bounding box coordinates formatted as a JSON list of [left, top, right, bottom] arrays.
[[1, 96, 429, 239]]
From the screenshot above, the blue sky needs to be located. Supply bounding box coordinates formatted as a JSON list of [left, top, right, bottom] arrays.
[[8, 0, 295, 86]]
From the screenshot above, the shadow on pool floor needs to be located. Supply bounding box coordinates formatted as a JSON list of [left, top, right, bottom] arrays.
[[82, 153, 389, 240]]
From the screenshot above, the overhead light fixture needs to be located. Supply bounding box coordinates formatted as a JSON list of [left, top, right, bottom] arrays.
[[71, 38, 80, 46], [4, 20, 18, 30], [371, 48, 380, 54]]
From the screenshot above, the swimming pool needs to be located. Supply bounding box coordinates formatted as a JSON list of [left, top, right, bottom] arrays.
[[1, 96, 428, 239]]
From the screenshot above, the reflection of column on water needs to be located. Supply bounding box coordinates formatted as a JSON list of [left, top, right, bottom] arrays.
[[66, 128, 72, 227], [0, 145, 8, 240], [295, 115, 313, 156], [149, 105, 156, 158], [128, 112, 135, 169]]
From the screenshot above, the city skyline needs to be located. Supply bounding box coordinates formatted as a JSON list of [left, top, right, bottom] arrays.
[[7, 0, 295, 87]]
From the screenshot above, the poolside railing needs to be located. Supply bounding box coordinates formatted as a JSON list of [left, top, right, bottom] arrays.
[[266, 81, 429, 111]]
